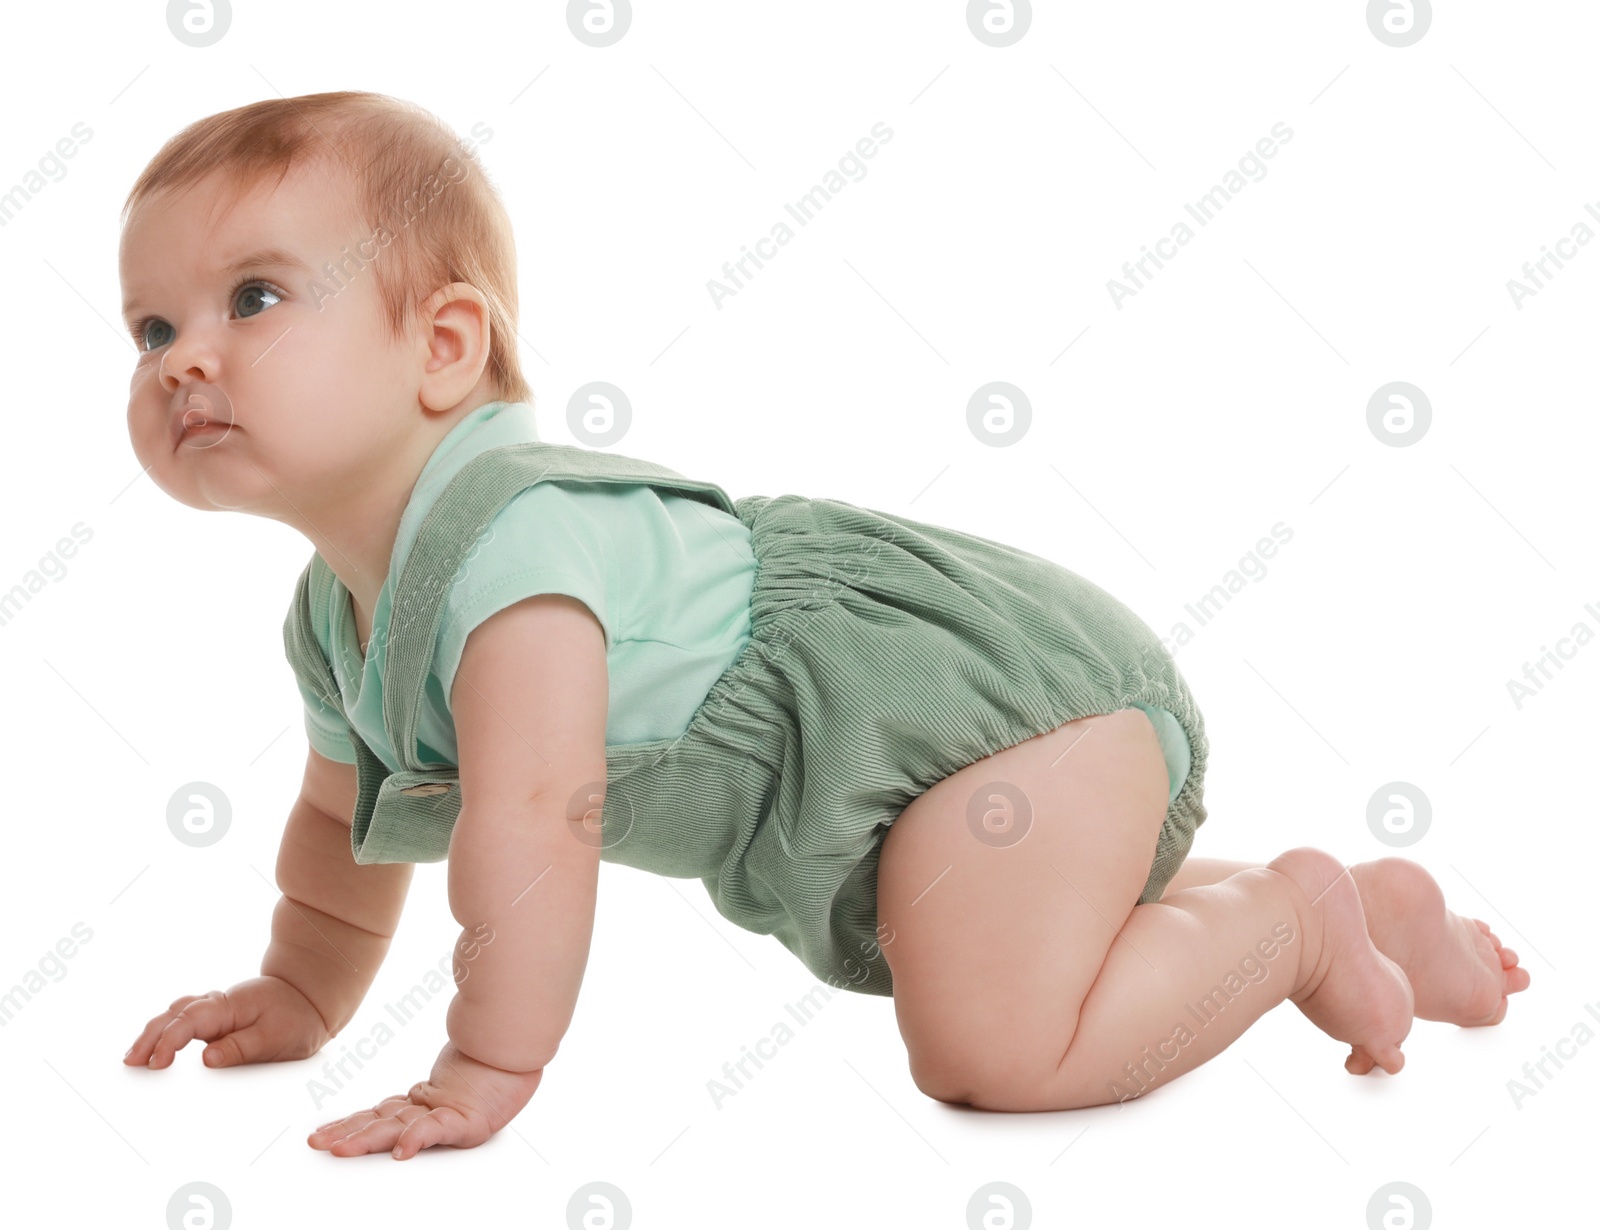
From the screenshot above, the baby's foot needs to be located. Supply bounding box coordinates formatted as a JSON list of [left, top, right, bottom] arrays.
[[1267, 847, 1414, 1076], [1350, 857, 1531, 1027]]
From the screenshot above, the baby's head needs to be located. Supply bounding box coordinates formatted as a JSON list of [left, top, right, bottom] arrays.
[[119, 90, 528, 520]]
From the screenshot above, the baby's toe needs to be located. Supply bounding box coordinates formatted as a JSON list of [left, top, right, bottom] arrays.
[[1345, 1042, 1404, 1076]]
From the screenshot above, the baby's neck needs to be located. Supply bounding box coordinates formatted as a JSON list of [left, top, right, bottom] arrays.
[[301, 395, 503, 643], [309, 485, 409, 633]]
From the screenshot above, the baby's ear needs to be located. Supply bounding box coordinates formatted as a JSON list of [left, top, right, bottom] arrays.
[[416, 284, 492, 413]]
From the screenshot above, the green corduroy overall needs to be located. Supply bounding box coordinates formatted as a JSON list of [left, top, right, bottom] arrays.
[[281, 441, 1210, 997]]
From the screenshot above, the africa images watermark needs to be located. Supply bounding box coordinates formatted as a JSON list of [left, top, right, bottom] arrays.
[[1503, 598, 1600, 710], [1152, 520, 1294, 657], [1109, 920, 1296, 1104], [707, 121, 895, 309], [304, 123, 493, 313], [1505, 199, 1600, 310], [706, 922, 895, 1109], [1107, 122, 1294, 309], [0, 921, 94, 1027], [0, 121, 94, 229], [1505, 994, 1600, 1109], [0, 521, 94, 631], [304, 926, 493, 1111]]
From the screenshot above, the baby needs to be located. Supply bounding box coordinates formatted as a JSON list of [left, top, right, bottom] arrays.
[[119, 91, 1529, 1159]]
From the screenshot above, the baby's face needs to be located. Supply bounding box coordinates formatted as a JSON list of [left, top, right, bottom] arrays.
[[120, 160, 417, 518]]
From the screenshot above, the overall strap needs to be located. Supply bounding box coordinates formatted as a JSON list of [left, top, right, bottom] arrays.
[[381, 440, 739, 777], [281, 440, 739, 864]]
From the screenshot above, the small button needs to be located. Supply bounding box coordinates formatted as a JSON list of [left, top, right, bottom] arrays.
[[398, 782, 453, 798]]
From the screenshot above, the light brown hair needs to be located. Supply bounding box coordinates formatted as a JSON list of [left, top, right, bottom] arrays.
[[121, 90, 529, 405]]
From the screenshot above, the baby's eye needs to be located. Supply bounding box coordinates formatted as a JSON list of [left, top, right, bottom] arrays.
[[130, 279, 284, 352], [138, 319, 174, 350], [234, 280, 282, 319]]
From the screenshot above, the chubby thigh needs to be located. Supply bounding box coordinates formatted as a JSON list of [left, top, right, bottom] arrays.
[[876, 707, 1172, 1105]]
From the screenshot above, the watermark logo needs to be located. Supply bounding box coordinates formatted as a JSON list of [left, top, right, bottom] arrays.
[[167, 781, 231, 848], [567, 0, 631, 48], [567, 780, 633, 851], [1366, 381, 1431, 447], [966, 0, 1032, 48], [567, 381, 632, 447], [1366, 781, 1430, 847], [174, 381, 236, 450], [165, 1182, 232, 1229], [965, 1181, 1032, 1229], [966, 381, 1032, 447], [966, 781, 1033, 848], [1365, 1181, 1431, 1229], [1366, 1, 1431, 49], [165, 0, 232, 47]]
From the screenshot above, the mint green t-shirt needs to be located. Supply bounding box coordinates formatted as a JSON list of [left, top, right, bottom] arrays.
[[296, 401, 757, 772]]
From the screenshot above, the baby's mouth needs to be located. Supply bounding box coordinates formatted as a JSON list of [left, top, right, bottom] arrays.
[[169, 381, 237, 450]]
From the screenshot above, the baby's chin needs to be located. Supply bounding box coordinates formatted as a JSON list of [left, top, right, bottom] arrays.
[[159, 457, 288, 517]]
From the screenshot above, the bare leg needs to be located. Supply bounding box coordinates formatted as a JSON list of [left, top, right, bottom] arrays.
[[1162, 856, 1530, 1025], [876, 709, 1413, 1110], [1161, 857, 1259, 895], [1080, 847, 1415, 1096]]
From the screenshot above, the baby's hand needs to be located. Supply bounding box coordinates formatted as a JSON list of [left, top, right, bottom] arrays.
[[306, 1040, 544, 1159], [123, 976, 331, 1070]]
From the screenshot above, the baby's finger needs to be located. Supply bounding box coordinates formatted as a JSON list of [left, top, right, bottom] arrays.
[[324, 1104, 432, 1158], [391, 1106, 475, 1160], [307, 1110, 379, 1150], [146, 993, 233, 1069], [124, 994, 209, 1065], [201, 1020, 277, 1068], [307, 1095, 413, 1149]]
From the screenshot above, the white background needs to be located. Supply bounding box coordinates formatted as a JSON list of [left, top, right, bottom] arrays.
[[0, 1, 1592, 1227]]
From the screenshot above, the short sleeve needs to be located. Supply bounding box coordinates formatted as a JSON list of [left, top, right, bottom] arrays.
[[435, 481, 615, 714], [291, 560, 358, 764]]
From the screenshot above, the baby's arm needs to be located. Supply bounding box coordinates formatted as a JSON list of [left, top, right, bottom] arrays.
[[444, 591, 609, 1072], [264, 750, 415, 1035], [125, 750, 413, 1069], [307, 591, 609, 1158]]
